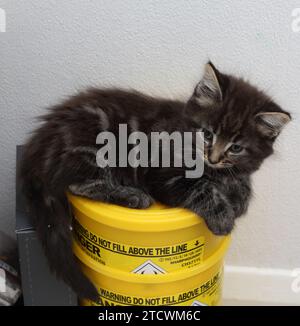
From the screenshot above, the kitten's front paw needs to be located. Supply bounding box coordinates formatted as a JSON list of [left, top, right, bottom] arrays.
[[126, 192, 154, 209], [205, 215, 235, 236], [113, 188, 154, 209]]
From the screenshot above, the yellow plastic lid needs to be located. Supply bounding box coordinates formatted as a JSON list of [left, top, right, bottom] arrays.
[[68, 193, 205, 232]]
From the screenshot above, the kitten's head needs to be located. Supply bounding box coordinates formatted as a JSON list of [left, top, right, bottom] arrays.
[[185, 62, 291, 174]]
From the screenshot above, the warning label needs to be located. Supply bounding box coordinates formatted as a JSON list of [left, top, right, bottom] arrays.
[[73, 219, 205, 272], [85, 270, 222, 306]]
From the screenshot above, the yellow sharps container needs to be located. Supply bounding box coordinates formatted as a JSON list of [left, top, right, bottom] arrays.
[[68, 193, 230, 306]]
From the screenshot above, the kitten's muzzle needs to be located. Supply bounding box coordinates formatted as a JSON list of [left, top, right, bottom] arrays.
[[204, 153, 233, 169]]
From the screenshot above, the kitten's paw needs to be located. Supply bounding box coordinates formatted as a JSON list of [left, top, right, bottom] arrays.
[[205, 216, 235, 236], [112, 188, 154, 209], [124, 192, 154, 209]]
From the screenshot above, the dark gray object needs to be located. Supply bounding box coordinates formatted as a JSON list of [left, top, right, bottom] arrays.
[[15, 146, 77, 306]]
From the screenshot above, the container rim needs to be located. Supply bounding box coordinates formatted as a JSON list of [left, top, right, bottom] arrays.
[[67, 193, 205, 232], [73, 236, 231, 284]]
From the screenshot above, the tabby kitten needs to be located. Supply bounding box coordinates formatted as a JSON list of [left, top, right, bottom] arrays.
[[20, 62, 290, 300]]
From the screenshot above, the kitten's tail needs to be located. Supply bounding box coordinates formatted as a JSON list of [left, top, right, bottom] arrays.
[[19, 171, 99, 302]]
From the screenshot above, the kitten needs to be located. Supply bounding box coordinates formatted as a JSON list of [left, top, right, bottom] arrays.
[[20, 62, 290, 300]]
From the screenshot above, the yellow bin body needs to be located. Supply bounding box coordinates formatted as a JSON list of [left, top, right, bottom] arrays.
[[68, 193, 230, 306]]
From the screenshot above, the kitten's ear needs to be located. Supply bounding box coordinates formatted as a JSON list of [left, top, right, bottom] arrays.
[[255, 111, 291, 138], [194, 62, 223, 106]]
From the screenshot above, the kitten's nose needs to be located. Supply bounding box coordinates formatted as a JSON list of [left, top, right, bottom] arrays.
[[208, 156, 220, 164], [209, 142, 224, 164]]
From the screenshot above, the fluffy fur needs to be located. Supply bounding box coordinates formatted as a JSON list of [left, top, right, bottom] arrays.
[[20, 62, 290, 300]]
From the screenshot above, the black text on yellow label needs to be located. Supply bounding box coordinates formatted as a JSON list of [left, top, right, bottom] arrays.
[[83, 270, 222, 306], [73, 219, 205, 272]]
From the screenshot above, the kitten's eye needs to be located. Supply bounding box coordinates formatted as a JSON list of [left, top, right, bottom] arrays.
[[203, 129, 213, 142], [229, 144, 243, 154]]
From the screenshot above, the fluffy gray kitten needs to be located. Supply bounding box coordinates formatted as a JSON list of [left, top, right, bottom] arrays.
[[20, 62, 291, 300]]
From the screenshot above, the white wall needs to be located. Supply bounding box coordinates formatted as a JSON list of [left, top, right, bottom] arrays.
[[0, 1, 299, 270]]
